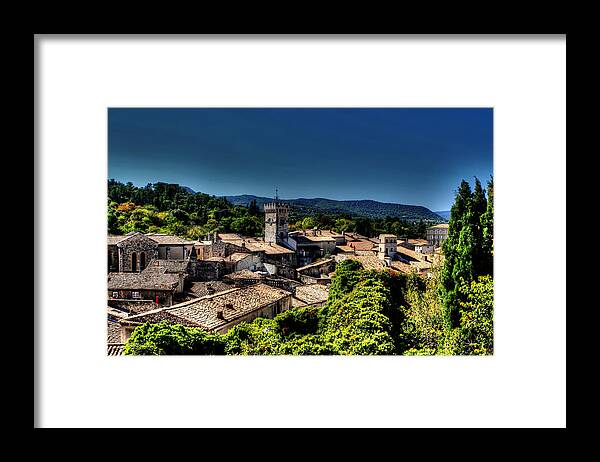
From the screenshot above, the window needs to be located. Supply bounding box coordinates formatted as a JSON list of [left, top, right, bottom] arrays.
[[112, 291, 119, 298], [131, 252, 137, 272], [132, 291, 140, 299], [140, 252, 146, 270]]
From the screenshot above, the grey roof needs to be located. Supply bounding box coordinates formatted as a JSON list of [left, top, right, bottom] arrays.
[[186, 281, 233, 298], [107, 320, 122, 343], [107, 272, 180, 291], [145, 233, 196, 245], [224, 269, 266, 281], [143, 259, 189, 274], [107, 344, 125, 356], [108, 233, 195, 246], [121, 284, 291, 331], [293, 284, 330, 305]]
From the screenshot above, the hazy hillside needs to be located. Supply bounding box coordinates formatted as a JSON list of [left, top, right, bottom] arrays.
[[434, 210, 451, 220], [225, 194, 445, 221]]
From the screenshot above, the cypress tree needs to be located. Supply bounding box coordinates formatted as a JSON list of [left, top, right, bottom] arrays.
[[471, 177, 488, 277], [480, 177, 494, 276], [441, 180, 473, 326]]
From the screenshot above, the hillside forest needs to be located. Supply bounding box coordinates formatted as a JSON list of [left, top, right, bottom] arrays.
[[108, 180, 433, 239]]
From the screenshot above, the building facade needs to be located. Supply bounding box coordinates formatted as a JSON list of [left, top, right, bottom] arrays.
[[377, 234, 397, 259], [264, 202, 289, 245], [426, 224, 449, 247]]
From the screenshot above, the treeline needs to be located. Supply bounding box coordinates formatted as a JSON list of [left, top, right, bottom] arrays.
[[122, 176, 494, 356], [288, 213, 429, 239], [107, 180, 263, 239]]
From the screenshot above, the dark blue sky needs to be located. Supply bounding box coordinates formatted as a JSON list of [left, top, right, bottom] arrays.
[[108, 108, 492, 211]]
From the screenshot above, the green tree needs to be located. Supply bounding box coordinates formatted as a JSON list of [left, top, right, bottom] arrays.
[[480, 177, 494, 276]]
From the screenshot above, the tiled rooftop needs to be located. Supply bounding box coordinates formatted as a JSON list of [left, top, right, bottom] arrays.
[[293, 284, 330, 305], [143, 259, 189, 274], [348, 241, 375, 251], [186, 280, 233, 297], [334, 254, 387, 271], [224, 269, 265, 280], [121, 283, 291, 331], [107, 320, 122, 343], [107, 272, 180, 291], [296, 258, 335, 272], [107, 344, 125, 356]]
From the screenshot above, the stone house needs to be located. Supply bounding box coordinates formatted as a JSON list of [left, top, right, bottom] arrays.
[[107, 271, 184, 307], [377, 234, 397, 260], [107, 232, 196, 273], [426, 223, 449, 247], [118, 283, 293, 341], [399, 238, 435, 254], [296, 258, 336, 285], [289, 230, 337, 267]]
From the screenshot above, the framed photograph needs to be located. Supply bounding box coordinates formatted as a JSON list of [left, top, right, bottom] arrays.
[[35, 35, 566, 428]]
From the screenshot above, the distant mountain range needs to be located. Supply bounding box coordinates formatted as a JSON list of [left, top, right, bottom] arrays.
[[434, 210, 451, 220], [224, 194, 447, 221]]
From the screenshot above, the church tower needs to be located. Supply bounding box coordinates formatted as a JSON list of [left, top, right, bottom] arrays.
[[264, 189, 289, 244]]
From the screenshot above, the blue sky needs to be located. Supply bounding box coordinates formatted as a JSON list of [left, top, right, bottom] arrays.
[[108, 108, 493, 211]]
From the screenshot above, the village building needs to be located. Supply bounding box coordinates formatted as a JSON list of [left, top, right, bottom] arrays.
[[223, 269, 267, 286], [399, 238, 435, 254], [107, 232, 196, 273], [335, 244, 356, 255], [224, 252, 263, 273], [118, 283, 293, 340], [264, 201, 290, 245], [289, 229, 337, 267], [334, 253, 388, 271], [377, 234, 397, 260], [185, 280, 233, 298], [346, 239, 376, 254], [107, 270, 185, 307], [296, 258, 336, 285], [426, 223, 449, 247]]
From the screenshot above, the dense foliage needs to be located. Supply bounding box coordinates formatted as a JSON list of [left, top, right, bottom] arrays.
[[108, 180, 263, 239], [440, 177, 494, 327], [288, 214, 430, 239]]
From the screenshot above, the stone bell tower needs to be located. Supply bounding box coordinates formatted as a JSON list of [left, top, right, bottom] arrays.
[[264, 188, 289, 244]]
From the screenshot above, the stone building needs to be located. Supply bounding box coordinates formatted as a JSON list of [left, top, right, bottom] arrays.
[[426, 223, 449, 247], [289, 230, 337, 267], [399, 238, 435, 254], [377, 234, 397, 260], [107, 271, 185, 307], [118, 283, 293, 340], [296, 258, 336, 285], [107, 232, 196, 273], [264, 201, 290, 245]]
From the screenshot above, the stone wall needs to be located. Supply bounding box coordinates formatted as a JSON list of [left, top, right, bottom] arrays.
[[108, 289, 173, 307], [188, 259, 230, 281], [117, 234, 159, 272], [298, 258, 336, 278], [108, 245, 119, 272]]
